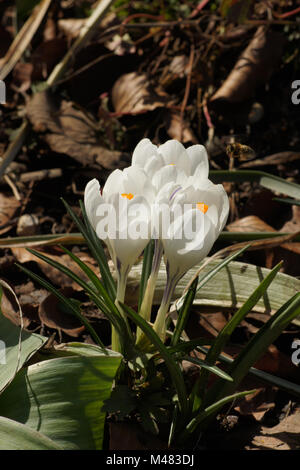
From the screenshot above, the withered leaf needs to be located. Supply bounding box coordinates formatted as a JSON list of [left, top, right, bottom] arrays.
[[26, 90, 130, 169]]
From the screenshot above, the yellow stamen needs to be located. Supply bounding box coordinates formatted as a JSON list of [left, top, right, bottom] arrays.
[[197, 202, 208, 214], [121, 193, 134, 200]]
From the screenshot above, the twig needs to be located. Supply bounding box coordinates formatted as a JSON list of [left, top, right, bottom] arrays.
[[0, 0, 116, 179], [189, 0, 211, 19], [180, 44, 195, 141]]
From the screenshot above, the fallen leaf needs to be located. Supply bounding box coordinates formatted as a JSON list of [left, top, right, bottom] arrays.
[[39, 286, 85, 337], [0, 193, 20, 235], [0, 281, 30, 327], [165, 110, 197, 144], [26, 90, 130, 169], [112, 72, 170, 114], [249, 409, 300, 450], [210, 27, 285, 104]]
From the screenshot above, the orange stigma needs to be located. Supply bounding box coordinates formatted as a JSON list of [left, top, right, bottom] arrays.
[[197, 202, 208, 214], [121, 193, 134, 200]]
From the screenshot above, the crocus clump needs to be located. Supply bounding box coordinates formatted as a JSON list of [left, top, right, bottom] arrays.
[[84, 139, 229, 349]]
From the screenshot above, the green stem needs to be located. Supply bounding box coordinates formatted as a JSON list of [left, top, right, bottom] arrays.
[[136, 240, 163, 343], [111, 266, 128, 352], [153, 270, 181, 342]]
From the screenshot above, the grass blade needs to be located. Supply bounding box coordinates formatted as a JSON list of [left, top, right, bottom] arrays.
[[120, 302, 189, 419], [210, 170, 300, 199], [16, 263, 105, 349], [171, 277, 198, 346], [175, 244, 250, 312], [207, 292, 300, 404], [198, 346, 300, 398], [61, 198, 116, 300], [24, 248, 126, 335], [182, 356, 233, 382], [138, 239, 155, 311], [180, 389, 255, 442]]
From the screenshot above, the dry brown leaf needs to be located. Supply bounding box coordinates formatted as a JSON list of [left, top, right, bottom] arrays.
[[26, 90, 130, 169], [239, 151, 300, 169], [165, 110, 197, 144], [227, 215, 300, 255], [249, 409, 300, 450], [58, 19, 87, 40], [0, 281, 30, 327], [210, 27, 285, 104], [112, 72, 170, 114], [0, 193, 20, 235], [39, 286, 85, 337]]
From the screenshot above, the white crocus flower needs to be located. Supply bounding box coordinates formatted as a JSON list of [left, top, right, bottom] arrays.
[[84, 166, 155, 351], [132, 138, 209, 191], [152, 180, 229, 340]]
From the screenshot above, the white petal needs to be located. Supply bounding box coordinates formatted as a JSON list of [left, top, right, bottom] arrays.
[[158, 140, 191, 174], [162, 208, 215, 277], [84, 178, 104, 230], [102, 169, 124, 199], [186, 144, 209, 176], [132, 138, 158, 166]]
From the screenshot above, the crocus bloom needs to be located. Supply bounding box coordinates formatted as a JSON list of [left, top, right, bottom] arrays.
[[84, 166, 155, 276], [132, 138, 209, 193], [152, 176, 229, 340]]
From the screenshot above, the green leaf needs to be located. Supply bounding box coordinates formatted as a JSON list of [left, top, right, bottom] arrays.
[[0, 417, 62, 450], [273, 197, 300, 207], [174, 245, 250, 312], [15, 263, 105, 349], [208, 293, 300, 405], [191, 262, 282, 408], [127, 259, 300, 326], [0, 348, 122, 450], [0, 285, 47, 392], [138, 239, 155, 311], [79, 200, 116, 300], [180, 389, 255, 442], [120, 302, 189, 420], [182, 355, 233, 382], [198, 346, 300, 398], [167, 337, 213, 355], [171, 276, 198, 346], [61, 198, 116, 300], [210, 170, 300, 200]]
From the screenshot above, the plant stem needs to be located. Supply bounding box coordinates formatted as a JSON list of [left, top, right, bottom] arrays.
[[136, 240, 163, 342], [153, 270, 181, 342]]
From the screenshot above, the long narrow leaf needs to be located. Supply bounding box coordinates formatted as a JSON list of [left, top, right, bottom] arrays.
[[61, 198, 116, 300], [79, 200, 116, 299], [171, 277, 198, 346], [180, 389, 255, 442], [138, 239, 155, 311], [26, 248, 123, 329], [210, 170, 300, 199], [182, 355, 233, 382], [198, 346, 300, 398], [16, 263, 105, 349], [175, 244, 250, 311], [120, 302, 189, 419], [207, 293, 300, 404]]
